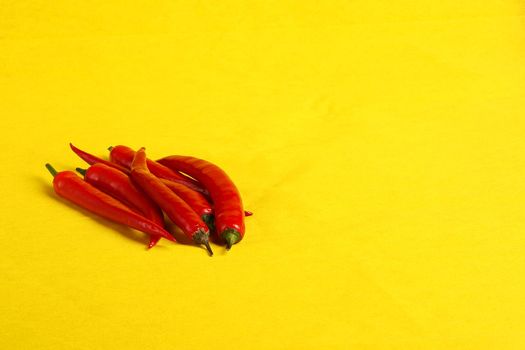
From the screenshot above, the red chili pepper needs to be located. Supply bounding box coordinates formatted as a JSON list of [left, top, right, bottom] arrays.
[[159, 173, 252, 217], [161, 178, 213, 220], [109, 145, 207, 195], [130, 148, 213, 256], [147, 178, 214, 248], [76, 163, 165, 249], [147, 178, 254, 247], [45, 163, 176, 244], [157, 156, 245, 249], [70, 143, 129, 174]]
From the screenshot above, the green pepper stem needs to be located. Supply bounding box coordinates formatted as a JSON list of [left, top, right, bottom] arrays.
[[203, 240, 214, 256], [193, 230, 214, 256], [201, 214, 215, 232], [45, 163, 58, 177], [223, 229, 241, 251], [75, 168, 87, 176]]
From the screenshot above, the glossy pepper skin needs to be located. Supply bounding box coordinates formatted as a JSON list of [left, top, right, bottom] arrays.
[[160, 178, 213, 220], [160, 178, 252, 219], [157, 156, 245, 249], [45, 164, 176, 244], [147, 177, 215, 248], [70, 143, 129, 174], [130, 149, 213, 256], [76, 163, 165, 249], [109, 145, 207, 195]]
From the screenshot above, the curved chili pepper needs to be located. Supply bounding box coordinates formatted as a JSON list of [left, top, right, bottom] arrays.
[[109, 145, 207, 195], [76, 164, 165, 249], [70, 143, 129, 173], [157, 156, 245, 249], [147, 178, 214, 248], [45, 164, 176, 244], [146, 179, 253, 249], [158, 172, 252, 217], [161, 178, 213, 221], [130, 148, 213, 256]]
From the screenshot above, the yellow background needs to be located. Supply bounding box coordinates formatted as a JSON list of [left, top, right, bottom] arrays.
[[1, 1, 525, 349]]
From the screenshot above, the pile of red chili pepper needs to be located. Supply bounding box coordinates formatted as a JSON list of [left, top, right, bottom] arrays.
[[45, 144, 251, 256]]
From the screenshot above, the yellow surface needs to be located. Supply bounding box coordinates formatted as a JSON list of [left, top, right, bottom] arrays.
[[1, 1, 525, 349]]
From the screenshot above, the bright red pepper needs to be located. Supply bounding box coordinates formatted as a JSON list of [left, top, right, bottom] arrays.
[[45, 164, 176, 244], [157, 155, 245, 249], [146, 177, 215, 248], [109, 145, 207, 195], [130, 148, 213, 256], [160, 178, 213, 221], [147, 178, 254, 248], [159, 172, 252, 218], [76, 163, 165, 249], [70, 143, 129, 174], [106, 145, 254, 217]]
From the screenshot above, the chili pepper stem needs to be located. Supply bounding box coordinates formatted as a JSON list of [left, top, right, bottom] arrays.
[[193, 229, 214, 256], [75, 168, 87, 176], [203, 241, 213, 256], [223, 229, 241, 250], [108, 146, 114, 151], [45, 163, 58, 177], [201, 214, 215, 232]]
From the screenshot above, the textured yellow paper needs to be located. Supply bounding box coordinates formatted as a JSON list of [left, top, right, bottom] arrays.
[[1, 1, 525, 349]]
